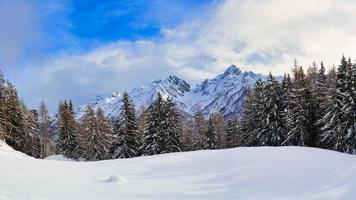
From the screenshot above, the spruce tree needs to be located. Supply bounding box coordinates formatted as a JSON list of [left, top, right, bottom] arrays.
[[0, 71, 6, 138], [77, 106, 111, 160], [240, 80, 265, 146], [319, 57, 356, 153], [29, 109, 41, 158], [283, 66, 314, 146], [161, 98, 182, 153], [257, 74, 285, 146], [206, 116, 215, 149], [56, 100, 78, 158], [112, 92, 141, 158], [3, 82, 26, 152], [225, 119, 240, 148], [141, 93, 165, 155]]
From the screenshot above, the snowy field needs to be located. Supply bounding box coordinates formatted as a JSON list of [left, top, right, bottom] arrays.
[[1, 141, 356, 200]]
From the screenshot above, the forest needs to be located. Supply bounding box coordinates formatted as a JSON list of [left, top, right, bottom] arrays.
[[0, 56, 355, 160]]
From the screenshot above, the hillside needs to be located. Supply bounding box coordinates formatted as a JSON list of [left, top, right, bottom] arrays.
[[1, 141, 356, 200]]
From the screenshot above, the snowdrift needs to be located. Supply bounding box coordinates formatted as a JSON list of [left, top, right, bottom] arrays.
[[1, 142, 356, 200]]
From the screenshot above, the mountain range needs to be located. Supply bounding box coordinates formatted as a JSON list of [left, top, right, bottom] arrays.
[[78, 65, 268, 119]]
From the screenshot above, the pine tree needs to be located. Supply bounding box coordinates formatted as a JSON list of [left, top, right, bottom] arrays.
[[206, 116, 215, 149], [141, 93, 165, 155], [225, 119, 240, 148], [29, 109, 41, 158], [240, 80, 265, 146], [283, 66, 314, 146], [257, 74, 285, 146], [21, 104, 42, 158], [77, 106, 111, 161], [111, 92, 141, 158], [0, 71, 6, 139], [162, 98, 182, 153], [3, 82, 26, 152], [56, 100, 78, 158], [319, 57, 356, 153]]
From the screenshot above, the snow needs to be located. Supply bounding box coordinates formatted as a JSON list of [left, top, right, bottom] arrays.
[[1, 140, 356, 199], [78, 65, 269, 119], [45, 155, 75, 161]]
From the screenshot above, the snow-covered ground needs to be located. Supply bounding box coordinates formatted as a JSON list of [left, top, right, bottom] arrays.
[[1, 141, 356, 200]]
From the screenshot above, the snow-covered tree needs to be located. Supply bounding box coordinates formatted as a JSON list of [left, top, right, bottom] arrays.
[[319, 57, 356, 153], [0, 71, 6, 139], [77, 106, 111, 161], [141, 93, 165, 155], [225, 119, 240, 148], [256, 74, 285, 146], [240, 80, 265, 146], [56, 101, 78, 159], [3, 82, 26, 152], [111, 92, 141, 158], [283, 66, 314, 146], [161, 98, 182, 153]]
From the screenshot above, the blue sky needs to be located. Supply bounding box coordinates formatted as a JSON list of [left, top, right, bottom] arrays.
[[0, 0, 355, 112]]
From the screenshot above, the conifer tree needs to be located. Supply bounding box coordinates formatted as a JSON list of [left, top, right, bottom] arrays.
[[319, 57, 356, 153], [256, 74, 285, 146], [225, 119, 240, 148], [283, 66, 314, 146], [0, 71, 6, 138], [141, 93, 165, 155], [162, 98, 182, 153], [206, 116, 215, 149], [111, 92, 141, 158], [193, 108, 207, 150], [240, 80, 265, 146], [29, 109, 41, 158], [56, 100, 78, 158], [3, 82, 26, 152]]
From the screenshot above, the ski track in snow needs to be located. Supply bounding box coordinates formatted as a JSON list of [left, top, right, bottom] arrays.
[[1, 141, 356, 200]]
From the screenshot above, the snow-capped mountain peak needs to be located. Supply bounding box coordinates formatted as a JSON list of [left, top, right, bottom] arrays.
[[223, 65, 241, 75], [79, 65, 268, 119]]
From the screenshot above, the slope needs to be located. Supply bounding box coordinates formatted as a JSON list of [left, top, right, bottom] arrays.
[[1, 141, 356, 200]]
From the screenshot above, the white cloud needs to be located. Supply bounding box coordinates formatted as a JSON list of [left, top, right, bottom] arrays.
[[0, 0, 38, 67], [16, 0, 356, 110]]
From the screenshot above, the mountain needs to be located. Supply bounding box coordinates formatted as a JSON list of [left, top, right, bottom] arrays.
[[78, 65, 268, 119]]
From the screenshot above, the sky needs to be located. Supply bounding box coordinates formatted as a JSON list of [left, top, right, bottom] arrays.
[[0, 0, 356, 112]]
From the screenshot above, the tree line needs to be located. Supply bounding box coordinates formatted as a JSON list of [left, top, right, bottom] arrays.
[[0, 75, 232, 161], [0, 56, 354, 160], [239, 56, 356, 154]]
